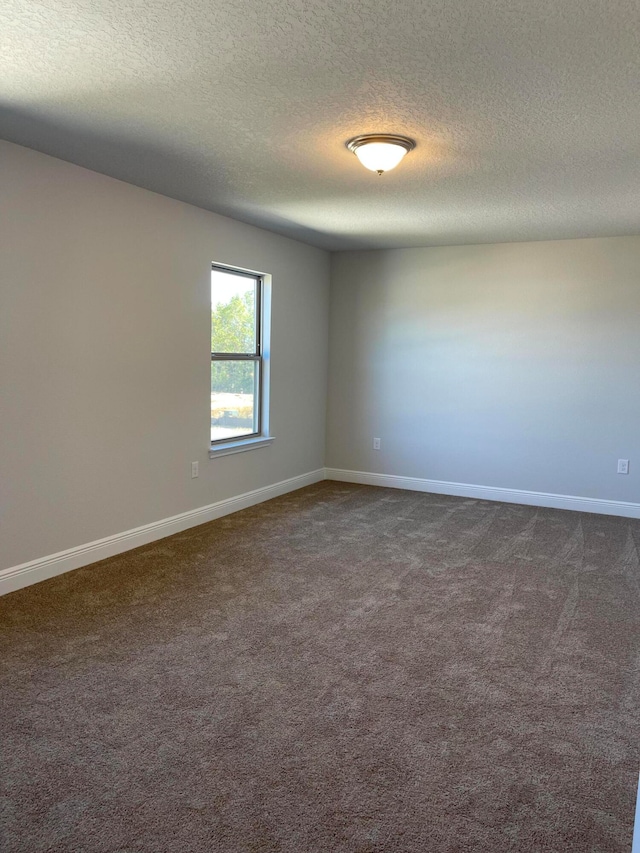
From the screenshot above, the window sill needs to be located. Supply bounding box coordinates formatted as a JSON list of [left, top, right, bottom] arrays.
[[209, 436, 275, 459]]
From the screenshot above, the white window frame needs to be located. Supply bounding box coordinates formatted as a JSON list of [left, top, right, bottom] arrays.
[[209, 264, 273, 458]]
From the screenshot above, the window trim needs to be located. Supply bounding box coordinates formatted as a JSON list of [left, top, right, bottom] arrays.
[[210, 264, 272, 454], [208, 435, 275, 459]]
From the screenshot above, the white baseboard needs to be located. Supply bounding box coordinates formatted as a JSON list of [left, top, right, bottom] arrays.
[[324, 468, 640, 519], [0, 469, 325, 597], [633, 773, 640, 853], [4, 465, 638, 597]]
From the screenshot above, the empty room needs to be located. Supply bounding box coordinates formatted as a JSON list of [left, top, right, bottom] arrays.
[[1, 1, 639, 851]]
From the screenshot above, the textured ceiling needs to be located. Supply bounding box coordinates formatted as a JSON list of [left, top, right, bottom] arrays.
[[1, 0, 639, 250]]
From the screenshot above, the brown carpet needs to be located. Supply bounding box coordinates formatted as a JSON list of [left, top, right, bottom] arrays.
[[1, 481, 639, 852]]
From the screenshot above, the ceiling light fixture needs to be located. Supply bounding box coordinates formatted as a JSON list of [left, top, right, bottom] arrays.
[[346, 134, 416, 175]]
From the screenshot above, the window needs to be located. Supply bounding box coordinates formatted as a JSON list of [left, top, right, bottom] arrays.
[[211, 265, 270, 451]]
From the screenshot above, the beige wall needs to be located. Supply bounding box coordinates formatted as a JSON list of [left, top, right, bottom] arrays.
[[327, 238, 640, 502], [3, 139, 639, 576], [0, 141, 330, 570]]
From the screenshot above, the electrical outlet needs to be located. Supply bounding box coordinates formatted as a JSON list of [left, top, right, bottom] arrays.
[[191, 461, 199, 478], [373, 437, 381, 450], [617, 459, 629, 475]]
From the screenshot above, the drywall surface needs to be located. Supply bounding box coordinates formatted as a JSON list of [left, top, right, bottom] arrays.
[[0, 141, 330, 570], [327, 238, 640, 502]]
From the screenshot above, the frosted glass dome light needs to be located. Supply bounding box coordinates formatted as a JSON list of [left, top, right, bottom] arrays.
[[347, 134, 416, 174]]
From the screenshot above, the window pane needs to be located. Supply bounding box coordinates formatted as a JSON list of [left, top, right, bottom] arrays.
[[211, 360, 259, 442], [211, 269, 257, 354]]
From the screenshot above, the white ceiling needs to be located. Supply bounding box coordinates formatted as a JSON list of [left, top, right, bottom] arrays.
[[1, 0, 639, 250]]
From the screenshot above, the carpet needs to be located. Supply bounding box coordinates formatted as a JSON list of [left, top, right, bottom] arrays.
[[1, 481, 639, 852]]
